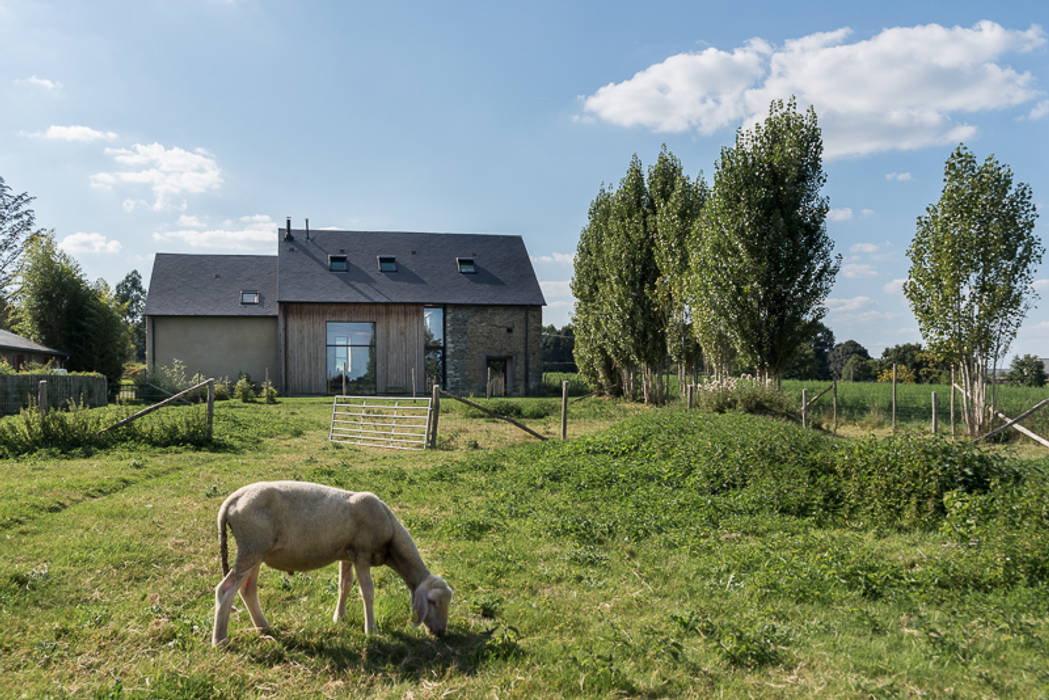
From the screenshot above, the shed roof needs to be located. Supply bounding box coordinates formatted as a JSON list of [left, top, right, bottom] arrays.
[[144, 254, 278, 317], [277, 229, 546, 306], [0, 329, 66, 356]]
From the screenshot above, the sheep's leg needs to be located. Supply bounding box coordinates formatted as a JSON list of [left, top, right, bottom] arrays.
[[212, 563, 256, 647], [333, 560, 354, 623], [355, 561, 377, 634], [238, 563, 269, 632]]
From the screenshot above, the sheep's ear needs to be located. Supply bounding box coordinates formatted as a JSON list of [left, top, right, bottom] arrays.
[[412, 586, 428, 626]]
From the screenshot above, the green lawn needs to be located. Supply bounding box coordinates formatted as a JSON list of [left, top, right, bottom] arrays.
[[1, 397, 1048, 697]]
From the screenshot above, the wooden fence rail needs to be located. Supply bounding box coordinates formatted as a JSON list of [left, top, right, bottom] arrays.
[[101, 378, 214, 437]]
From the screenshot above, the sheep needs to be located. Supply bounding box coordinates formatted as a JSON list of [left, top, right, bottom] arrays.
[[212, 480, 452, 647]]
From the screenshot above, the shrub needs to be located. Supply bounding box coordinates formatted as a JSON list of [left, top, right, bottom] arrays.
[[695, 377, 796, 420], [213, 377, 231, 401], [259, 379, 278, 404], [233, 377, 256, 403]]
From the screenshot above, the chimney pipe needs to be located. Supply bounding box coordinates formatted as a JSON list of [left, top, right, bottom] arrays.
[[284, 216, 293, 241], [305, 218, 310, 240]]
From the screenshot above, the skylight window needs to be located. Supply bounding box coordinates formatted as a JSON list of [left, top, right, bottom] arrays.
[[378, 256, 397, 272], [240, 290, 260, 305], [329, 255, 348, 272], [457, 257, 476, 274]]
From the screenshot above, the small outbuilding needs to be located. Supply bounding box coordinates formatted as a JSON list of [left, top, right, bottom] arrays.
[[0, 329, 66, 370]]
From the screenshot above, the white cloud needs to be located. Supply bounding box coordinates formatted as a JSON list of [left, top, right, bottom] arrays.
[[92, 142, 222, 210], [58, 232, 122, 255], [828, 208, 853, 222], [826, 296, 872, 312], [547, 300, 576, 309], [153, 214, 276, 251], [18, 75, 62, 90], [1026, 99, 1049, 120], [30, 125, 117, 142], [531, 252, 575, 264], [883, 278, 907, 295], [1033, 279, 1049, 291], [580, 21, 1046, 158], [885, 171, 913, 181], [849, 242, 880, 254], [539, 280, 573, 298], [842, 263, 877, 278], [860, 208, 875, 217]]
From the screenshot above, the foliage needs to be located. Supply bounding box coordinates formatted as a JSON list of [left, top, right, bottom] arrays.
[[877, 365, 917, 383], [115, 270, 147, 362], [783, 321, 834, 380], [1006, 354, 1047, 387], [905, 144, 1042, 434], [0, 175, 44, 326], [13, 233, 131, 384], [540, 324, 576, 373], [829, 339, 869, 380], [259, 378, 279, 404], [233, 376, 256, 403], [690, 98, 839, 384], [694, 376, 797, 420], [842, 354, 876, 382]]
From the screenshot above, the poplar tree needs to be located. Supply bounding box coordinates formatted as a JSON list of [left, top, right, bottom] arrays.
[[904, 145, 1041, 435], [691, 98, 839, 385]]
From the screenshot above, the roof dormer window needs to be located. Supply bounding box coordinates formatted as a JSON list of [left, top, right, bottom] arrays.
[[328, 255, 348, 272], [240, 290, 260, 305], [457, 257, 476, 274], [377, 256, 397, 272]]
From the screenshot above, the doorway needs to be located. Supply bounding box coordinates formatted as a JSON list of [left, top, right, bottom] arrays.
[[486, 356, 510, 397]]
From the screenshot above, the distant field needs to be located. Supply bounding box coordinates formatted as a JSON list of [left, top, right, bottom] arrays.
[[2, 397, 1049, 697]]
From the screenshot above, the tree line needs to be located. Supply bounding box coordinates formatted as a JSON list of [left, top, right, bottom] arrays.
[[0, 176, 146, 386]]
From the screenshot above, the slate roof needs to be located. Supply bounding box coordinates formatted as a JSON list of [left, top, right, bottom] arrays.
[[144, 254, 278, 317], [277, 229, 546, 306], [0, 329, 66, 356]]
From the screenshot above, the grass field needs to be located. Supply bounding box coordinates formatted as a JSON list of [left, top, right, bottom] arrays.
[[2, 396, 1048, 697]]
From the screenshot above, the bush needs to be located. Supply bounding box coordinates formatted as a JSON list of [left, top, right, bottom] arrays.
[[233, 377, 256, 403], [213, 377, 231, 401], [695, 377, 796, 420], [259, 379, 278, 404]]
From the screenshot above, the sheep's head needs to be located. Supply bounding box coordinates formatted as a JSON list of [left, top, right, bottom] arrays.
[[412, 575, 452, 636]]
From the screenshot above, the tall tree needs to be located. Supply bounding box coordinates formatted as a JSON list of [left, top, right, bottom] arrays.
[[571, 187, 619, 394], [115, 269, 147, 361], [541, 324, 576, 373], [0, 176, 44, 325], [829, 340, 869, 380], [784, 321, 834, 380], [690, 98, 840, 385], [1005, 354, 1047, 388], [14, 233, 130, 384], [904, 145, 1042, 434]]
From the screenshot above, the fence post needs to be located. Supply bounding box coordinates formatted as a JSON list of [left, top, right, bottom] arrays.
[[801, 388, 808, 429], [486, 367, 492, 399], [207, 379, 215, 439], [948, 367, 956, 438], [931, 391, 938, 435], [687, 383, 694, 410], [341, 369, 347, 396], [411, 367, 416, 397], [37, 380, 47, 410], [832, 380, 838, 434], [429, 383, 440, 449], [892, 364, 897, 433], [561, 380, 568, 440]]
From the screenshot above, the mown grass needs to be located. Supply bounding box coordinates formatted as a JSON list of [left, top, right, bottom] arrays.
[[1, 397, 1048, 697]]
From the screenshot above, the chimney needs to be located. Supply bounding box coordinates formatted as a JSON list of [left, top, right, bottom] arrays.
[[284, 216, 293, 241], [305, 218, 310, 240]]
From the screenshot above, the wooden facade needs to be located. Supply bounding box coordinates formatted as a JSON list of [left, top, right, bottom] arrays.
[[281, 302, 425, 395]]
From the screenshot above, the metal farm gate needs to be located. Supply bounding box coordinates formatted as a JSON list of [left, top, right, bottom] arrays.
[[329, 395, 433, 450]]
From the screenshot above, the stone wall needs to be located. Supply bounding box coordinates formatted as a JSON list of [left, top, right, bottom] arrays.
[[0, 374, 107, 415], [445, 305, 542, 396]]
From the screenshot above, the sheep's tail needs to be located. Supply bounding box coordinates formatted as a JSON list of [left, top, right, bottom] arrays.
[[218, 498, 231, 576]]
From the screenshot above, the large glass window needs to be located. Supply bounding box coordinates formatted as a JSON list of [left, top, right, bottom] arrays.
[[326, 322, 376, 394], [423, 306, 444, 389]]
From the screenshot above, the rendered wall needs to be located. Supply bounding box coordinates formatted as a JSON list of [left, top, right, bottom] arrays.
[[148, 316, 279, 384]]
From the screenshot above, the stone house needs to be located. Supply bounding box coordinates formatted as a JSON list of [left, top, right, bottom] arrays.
[[144, 225, 545, 396]]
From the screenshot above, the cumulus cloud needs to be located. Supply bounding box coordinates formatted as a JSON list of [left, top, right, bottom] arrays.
[[860, 208, 875, 217], [539, 280, 572, 298], [30, 125, 117, 142], [1026, 99, 1049, 120], [18, 75, 62, 89], [828, 208, 853, 222], [1033, 279, 1049, 291], [58, 232, 122, 254], [850, 242, 881, 254], [531, 252, 575, 264], [842, 263, 878, 278], [826, 296, 872, 313], [92, 143, 222, 210], [883, 278, 907, 294], [153, 214, 276, 251], [580, 21, 1046, 158], [885, 171, 913, 181]]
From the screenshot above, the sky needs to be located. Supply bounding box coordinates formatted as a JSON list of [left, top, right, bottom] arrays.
[[1, 0, 1048, 361]]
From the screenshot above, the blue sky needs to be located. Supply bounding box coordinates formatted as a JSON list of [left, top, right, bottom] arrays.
[[2, 0, 1048, 360]]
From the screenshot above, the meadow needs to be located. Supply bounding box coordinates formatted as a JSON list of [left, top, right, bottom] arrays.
[[1, 394, 1048, 698]]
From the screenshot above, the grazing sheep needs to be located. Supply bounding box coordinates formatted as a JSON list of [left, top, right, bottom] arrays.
[[212, 480, 451, 647]]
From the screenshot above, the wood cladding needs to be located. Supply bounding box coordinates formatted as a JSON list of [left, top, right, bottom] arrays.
[[282, 303, 424, 395]]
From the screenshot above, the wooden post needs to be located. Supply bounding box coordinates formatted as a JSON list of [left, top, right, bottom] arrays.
[[832, 380, 838, 434], [948, 367, 956, 438], [207, 379, 215, 439], [411, 368, 416, 397], [892, 364, 897, 432], [429, 383, 440, 449], [801, 388, 808, 429], [486, 367, 492, 399], [341, 369, 346, 396], [687, 383, 694, 410], [931, 391, 938, 435], [37, 380, 47, 410], [561, 380, 568, 440]]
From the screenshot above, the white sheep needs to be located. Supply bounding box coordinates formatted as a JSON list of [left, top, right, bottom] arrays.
[[212, 480, 452, 647]]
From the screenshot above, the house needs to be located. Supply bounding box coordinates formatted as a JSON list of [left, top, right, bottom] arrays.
[[144, 225, 546, 396], [0, 329, 66, 369]]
